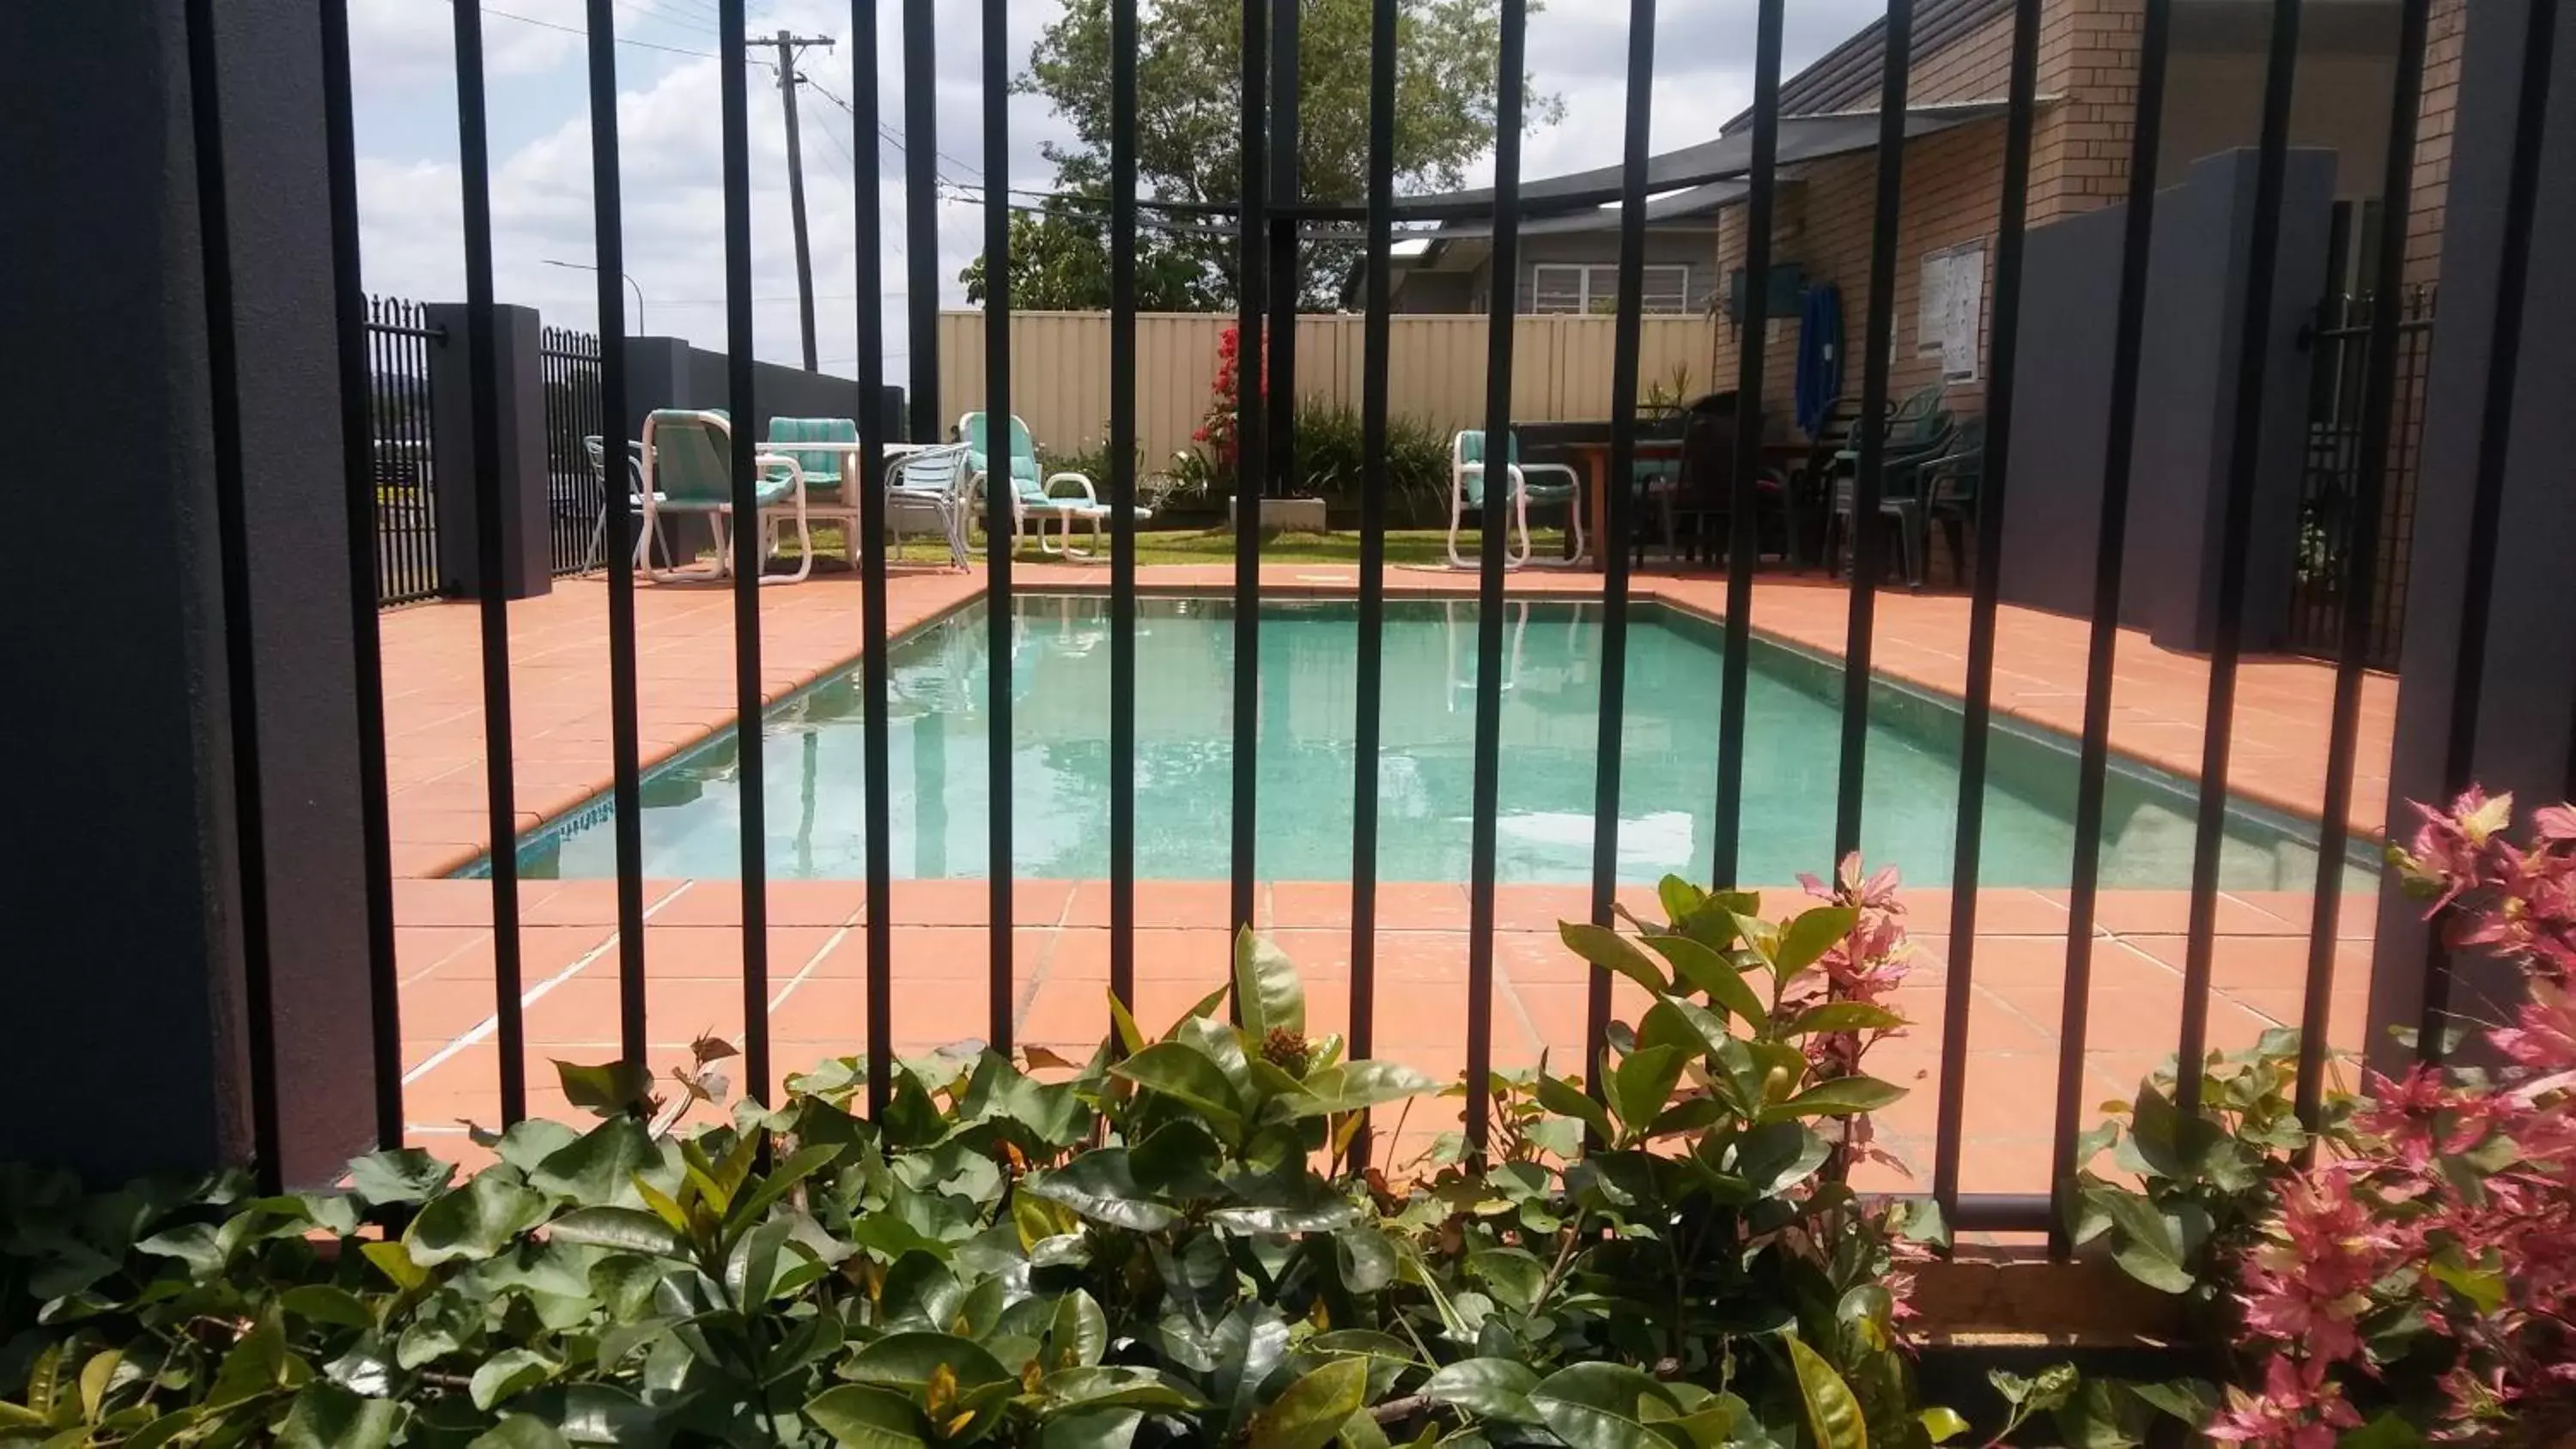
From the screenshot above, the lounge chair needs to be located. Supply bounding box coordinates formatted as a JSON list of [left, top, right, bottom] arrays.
[[960, 412, 1149, 557], [1449, 428, 1586, 570], [579, 434, 671, 573], [638, 409, 813, 585]]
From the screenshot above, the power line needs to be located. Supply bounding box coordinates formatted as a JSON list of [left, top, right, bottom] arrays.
[[801, 78, 984, 187], [473, 3, 719, 58]]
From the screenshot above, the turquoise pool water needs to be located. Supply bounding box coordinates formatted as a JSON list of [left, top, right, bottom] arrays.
[[493, 596, 2372, 889]]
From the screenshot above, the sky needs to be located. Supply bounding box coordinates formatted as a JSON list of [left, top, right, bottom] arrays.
[[350, 0, 1884, 389]]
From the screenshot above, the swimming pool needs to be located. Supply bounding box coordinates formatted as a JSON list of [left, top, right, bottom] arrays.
[[489, 595, 2372, 890]]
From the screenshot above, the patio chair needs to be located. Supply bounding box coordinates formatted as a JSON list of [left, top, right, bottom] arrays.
[[885, 444, 975, 568], [579, 434, 672, 573], [1658, 393, 1791, 568], [960, 412, 1150, 557], [638, 409, 813, 585], [1449, 428, 1585, 570], [1920, 419, 1985, 587], [766, 415, 863, 568], [1826, 412, 1969, 588]]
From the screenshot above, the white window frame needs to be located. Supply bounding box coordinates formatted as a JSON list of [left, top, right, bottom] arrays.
[[1527, 263, 1692, 315]]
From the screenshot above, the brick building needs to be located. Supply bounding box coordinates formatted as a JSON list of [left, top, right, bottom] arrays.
[[1708, 0, 2463, 435]]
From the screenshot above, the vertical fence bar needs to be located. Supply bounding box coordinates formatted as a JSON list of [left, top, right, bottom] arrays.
[[719, 0, 774, 1103], [1588, 0, 1656, 1069], [2175, 0, 2302, 1116], [182, 0, 285, 1189], [903, 0, 939, 445], [1230, 0, 1267, 937], [1464, 0, 1528, 1157], [582, 0, 648, 1069], [1713, 0, 1783, 889], [318, 0, 405, 1147], [853, 0, 896, 1118], [1348, 0, 1396, 1163], [1831, 0, 1912, 860], [2300, 0, 2430, 1128], [982, 0, 1016, 1054], [1109, 0, 1139, 1020], [1931, 0, 2040, 1213], [1265, 0, 1299, 576], [2052, 0, 2175, 1257], [2426, 0, 2557, 1059], [451, 0, 529, 1125]]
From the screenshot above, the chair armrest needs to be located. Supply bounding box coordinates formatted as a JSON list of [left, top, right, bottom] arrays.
[[754, 453, 806, 485], [1042, 471, 1099, 503]]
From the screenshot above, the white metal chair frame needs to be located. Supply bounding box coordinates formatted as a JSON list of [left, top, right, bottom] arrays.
[[638, 409, 814, 586], [1447, 431, 1588, 571], [579, 436, 674, 574]]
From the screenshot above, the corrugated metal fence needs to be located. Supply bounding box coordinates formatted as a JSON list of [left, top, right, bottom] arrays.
[[937, 311, 1716, 466]]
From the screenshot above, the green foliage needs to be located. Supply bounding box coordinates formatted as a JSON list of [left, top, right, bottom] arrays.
[[1163, 402, 1455, 524], [1013, 0, 1565, 309], [0, 888, 1961, 1446], [2067, 1030, 2344, 1313]]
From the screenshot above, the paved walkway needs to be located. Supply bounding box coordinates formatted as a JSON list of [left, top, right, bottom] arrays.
[[380, 562, 2395, 1191]]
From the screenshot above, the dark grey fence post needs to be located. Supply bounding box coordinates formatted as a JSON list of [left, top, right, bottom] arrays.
[[2367, 0, 2576, 1076], [430, 302, 553, 598], [0, 0, 381, 1182]]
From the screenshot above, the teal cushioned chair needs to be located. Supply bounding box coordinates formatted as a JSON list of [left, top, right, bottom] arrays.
[[639, 409, 812, 585], [1449, 428, 1587, 570]]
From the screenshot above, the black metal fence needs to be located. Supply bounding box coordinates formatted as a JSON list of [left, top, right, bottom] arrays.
[[186, 0, 2533, 1259], [364, 296, 443, 606], [540, 325, 607, 578], [2288, 286, 2438, 669]]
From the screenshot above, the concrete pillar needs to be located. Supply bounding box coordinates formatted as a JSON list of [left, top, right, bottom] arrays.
[[0, 0, 380, 1182], [2367, 0, 2576, 1075], [430, 302, 553, 600]]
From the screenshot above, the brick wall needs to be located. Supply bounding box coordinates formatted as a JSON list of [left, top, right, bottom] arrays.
[[1704, 0, 2454, 435], [2406, 0, 2466, 287]]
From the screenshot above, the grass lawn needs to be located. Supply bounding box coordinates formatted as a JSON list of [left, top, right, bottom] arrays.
[[778, 525, 1571, 570]]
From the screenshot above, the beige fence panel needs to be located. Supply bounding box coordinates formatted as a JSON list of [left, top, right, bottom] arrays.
[[937, 311, 1717, 474]]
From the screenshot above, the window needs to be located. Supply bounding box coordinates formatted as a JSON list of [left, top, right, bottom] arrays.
[[1528, 263, 1692, 315]]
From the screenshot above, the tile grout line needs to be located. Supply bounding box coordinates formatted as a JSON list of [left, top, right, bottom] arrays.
[[399, 878, 696, 1088]]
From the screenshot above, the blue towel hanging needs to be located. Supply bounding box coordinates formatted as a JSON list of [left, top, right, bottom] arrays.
[[1795, 283, 1844, 438]]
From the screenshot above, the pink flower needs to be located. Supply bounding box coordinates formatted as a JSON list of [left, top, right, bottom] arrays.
[[2205, 1357, 2361, 1449]]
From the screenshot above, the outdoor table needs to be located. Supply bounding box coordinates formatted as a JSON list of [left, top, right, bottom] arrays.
[[1557, 435, 1814, 571]]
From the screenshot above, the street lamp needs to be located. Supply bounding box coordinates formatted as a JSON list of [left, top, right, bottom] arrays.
[[541, 258, 647, 333]]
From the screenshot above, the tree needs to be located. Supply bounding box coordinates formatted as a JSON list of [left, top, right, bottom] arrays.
[[958, 0, 1561, 311], [958, 193, 1227, 312]]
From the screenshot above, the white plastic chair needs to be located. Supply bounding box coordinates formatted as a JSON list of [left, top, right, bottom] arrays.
[[638, 409, 813, 585], [579, 436, 671, 573], [1449, 429, 1586, 570]]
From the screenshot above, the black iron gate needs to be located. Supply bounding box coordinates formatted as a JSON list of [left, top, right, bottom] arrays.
[[539, 325, 606, 577], [2288, 286, 2437, 669], [364, 296, 442, 606]]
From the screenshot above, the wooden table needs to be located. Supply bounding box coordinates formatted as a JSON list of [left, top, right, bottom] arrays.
[[1558, 437, 1814, 572]]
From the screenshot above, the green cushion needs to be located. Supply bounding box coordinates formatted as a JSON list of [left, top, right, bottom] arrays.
[[768, 415, 855, 484]]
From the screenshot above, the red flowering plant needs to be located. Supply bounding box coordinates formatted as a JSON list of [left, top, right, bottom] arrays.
[[2082, 791, 2576, 1446], [1188, 324, 1267, 482]]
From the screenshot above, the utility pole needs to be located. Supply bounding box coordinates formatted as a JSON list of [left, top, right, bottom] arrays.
[[750, 29, 835, 372]]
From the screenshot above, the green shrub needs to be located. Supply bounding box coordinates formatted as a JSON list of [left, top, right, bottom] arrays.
[[0, 884, 1957, 1448]]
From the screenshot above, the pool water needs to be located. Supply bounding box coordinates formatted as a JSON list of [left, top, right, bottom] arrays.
[[496, 596, 2372, 890]]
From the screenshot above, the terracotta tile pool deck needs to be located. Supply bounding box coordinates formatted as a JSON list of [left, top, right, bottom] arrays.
[[382, 561, 2397, 1190]]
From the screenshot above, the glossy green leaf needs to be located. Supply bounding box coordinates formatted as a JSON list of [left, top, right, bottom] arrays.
[[1335, 1226, 1398, 1294], [466, 1417, 573, 1449], [844, 1331, 1016, 1397], [553, 1058, 655, 1118], [726, 1142, 845, 1229], [2337, 1414, 2425, 1449], [1766, 1076, 1907, 1121], [1559, 923, 1667, 994], [1049, 1289, 1110, 1370], [1109, 1041, 1245, 1133], [344, 1149, 453, 1207], [1528, 1362, 1684, 1449], [1037, 1407, 1145, 1449], [1608, 1045, 1689, 1136], [1788, 1002, 1906, 1036], [1041, 1366, 1206, 1412], [1247, 1359, 1368, 1449], [545, 1206, 685, 1258], [1234, 928, 1308, 1040], [1534, 1070, 1615, 1143], [2091, 1191, 2195, 1294], [1775, 906, 1859, 976], [1024, 1150, 1182, 1231], [278, 1284, 373, 1329], [808, 1385, 933, 1448], [204, 1316, 291, 1413], [404, 1172, 547, 1266], [1421, 1359, 1540, 1421], [1916, 1408, 1971, 1444], [358, 1240, 428, 1293], [1287, 1061, 1440, 1118], [469, 1349, 559, 1410], [527, 1118, 657, 1204], [1638, 935, 1768, 1028], [274, 1382, 397, 1449], [1787, 1337, 1867, 1449]]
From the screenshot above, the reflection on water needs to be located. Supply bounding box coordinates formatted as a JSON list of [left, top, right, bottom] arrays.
[[502, 596, 2374, 891]]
